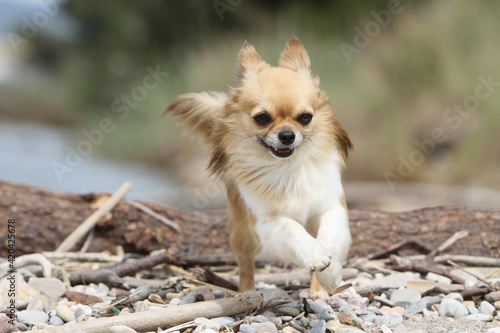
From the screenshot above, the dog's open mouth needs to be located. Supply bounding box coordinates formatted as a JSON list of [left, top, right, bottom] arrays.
[[269, 146, 294, 158], [258, 138, 295, 158]]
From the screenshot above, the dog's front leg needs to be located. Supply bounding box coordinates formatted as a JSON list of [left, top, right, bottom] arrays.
[[256, 216, 331, 272], [314, 198, 351, 292]]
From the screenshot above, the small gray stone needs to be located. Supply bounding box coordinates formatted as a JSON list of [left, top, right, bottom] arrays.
[[359, 311, 377, 323], [438, 299, 468, 318], [464, 313, 493, 322], [17, 310, 49, 325], [56, 304, 76, 322], [212, 316, 235, 325], [249, 315, 269, 323], [374, 296, 395, 307], [318, 308, 337, 321], [307, 319, 326, 333], [280, 316, 293, 322], [467, 305, 479, 314], [240, 324, 258, 333], [179, 292, 196, 305], [486, 291, 500, 303], [421, 295, 443, 308], [49, 315, 64, 326], [310, 299, 331, 314], [213, 290, 225, 298], [74, 307, 84, 319], [404, 301, 426, 316], [277, 306, 300, 317], [309, 319, 319, 327], [251, 322, 278, 333], [290, 319, 303, 331], [390, 289, 421, 307], [443, 292, 464, 303], [129, 285, 151, 303], [374, 313, 404, 327], [28, 277, 66, 300], [480, 301, 496, 315]]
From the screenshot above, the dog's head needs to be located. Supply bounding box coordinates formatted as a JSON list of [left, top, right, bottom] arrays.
[[211, 38, 351, 173]]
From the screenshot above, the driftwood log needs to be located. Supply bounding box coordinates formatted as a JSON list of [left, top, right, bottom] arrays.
[[0, 180, 498, 259]]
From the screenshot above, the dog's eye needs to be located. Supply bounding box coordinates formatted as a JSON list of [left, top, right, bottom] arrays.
[[297, 113, 313, 125], [254, 113, 272, 125]]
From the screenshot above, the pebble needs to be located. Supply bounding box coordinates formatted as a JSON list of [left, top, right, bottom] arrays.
[[487, 328, 500, 333], [213, 290, 225, 298], [259, 288, 289, 303], [0, 279, 38, 309], [17, 310, 49, 325], [318, 307, 337, 321], [0, 316, 17, 333], [374, 295, 395, 307], [374, 313, 403, 327], [334, 327, 365, 333], [169, 297, 181, 306], [49, 315, 64, 326], [134, 301, 149, 312], [310, 299, 332, 314], [251, 322, 278, 333], [240, 324, 258, 333], [467, 305, 479, 314], [359, 311, 377, 323], [56, 304, 76, 322], [425, 272, 452, 285], [308, 319, 326, 333], [129, 285, 152, 303], [27, 295, 56, 312], [463, 313, 493, 321], [283, 326, 301, 333], [179, 292, 197, 305], [486, 291, 500, 303], [109, 325, 138, 333], [380, 325, 392, 333], [421, 295, 443, 307], [289, 319, 303, 331], [277, 306, 301, 317], [28, 277, 66, 300], [212, 316, 235, 325], [390, 289, 421, 307], [443, 292, 464, 303], [404, 300, 426, 316], [338, 311, 356, 326], [480, 301, 496, 315], [249, 315, 269, 323], [280, 316, 293, 322], [438, 299, 468, 318]]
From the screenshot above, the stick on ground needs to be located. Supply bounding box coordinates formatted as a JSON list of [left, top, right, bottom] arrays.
[[45, 293, 263, 333], [55, 182, 132, 252]]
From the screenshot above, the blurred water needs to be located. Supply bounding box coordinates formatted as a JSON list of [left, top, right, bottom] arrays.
[[0, 121, 178, 202]]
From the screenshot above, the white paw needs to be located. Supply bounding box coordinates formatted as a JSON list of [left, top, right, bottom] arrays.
[[315, 258, 342, 293], [299, 243, 331, 272]]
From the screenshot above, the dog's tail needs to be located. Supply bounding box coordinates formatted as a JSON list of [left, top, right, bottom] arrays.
[[164, 92, 227, 141]]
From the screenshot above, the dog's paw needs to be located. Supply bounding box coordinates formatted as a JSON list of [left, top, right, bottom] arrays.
[[299, 243, 331, 272], [315, 259, 342, 293]]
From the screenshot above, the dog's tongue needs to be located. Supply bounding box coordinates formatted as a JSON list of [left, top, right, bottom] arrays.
[[277, 148, 291, 153]]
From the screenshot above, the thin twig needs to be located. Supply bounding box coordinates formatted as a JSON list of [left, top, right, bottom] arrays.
[[96, 289, 143, 314], [430, 230, 469, 256], [435, 255, 500, 267], [126, 199, 180, 233], [446, 260, 494, 289], [80, 227, 95, 253], [56, 181, 132, 252]]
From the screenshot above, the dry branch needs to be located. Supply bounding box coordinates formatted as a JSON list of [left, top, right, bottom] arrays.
[[0, 180, 499, 259], [45, 293, 263, 333], [55, 182, 132, 252]]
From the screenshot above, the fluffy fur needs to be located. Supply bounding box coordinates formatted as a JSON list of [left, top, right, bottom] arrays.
[[165, 38, 352, 297]]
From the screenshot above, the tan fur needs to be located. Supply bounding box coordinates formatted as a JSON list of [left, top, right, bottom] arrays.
[[165, 38, 352, 298]]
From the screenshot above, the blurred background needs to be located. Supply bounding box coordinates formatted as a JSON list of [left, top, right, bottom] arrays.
[[1, 0, 499, 211]]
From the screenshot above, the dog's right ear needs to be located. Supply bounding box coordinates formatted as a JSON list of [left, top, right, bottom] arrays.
[[236, 41, 269, 83]]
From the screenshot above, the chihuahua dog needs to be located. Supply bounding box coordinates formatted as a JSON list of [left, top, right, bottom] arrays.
[[165, 38, 352, 298]]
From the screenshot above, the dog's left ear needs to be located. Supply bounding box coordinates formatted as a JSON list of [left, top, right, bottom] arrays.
[[278, 38, 311, 75]]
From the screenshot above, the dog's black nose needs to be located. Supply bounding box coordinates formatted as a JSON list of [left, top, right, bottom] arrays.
[[278, 131, 295, 145]]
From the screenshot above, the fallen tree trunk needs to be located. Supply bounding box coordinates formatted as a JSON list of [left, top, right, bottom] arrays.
[[0, 180, 498, 259]]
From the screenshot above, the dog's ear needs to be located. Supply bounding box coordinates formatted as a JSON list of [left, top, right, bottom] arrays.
[[278, 38, 311, 75], [236, 41, 269, 83]]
